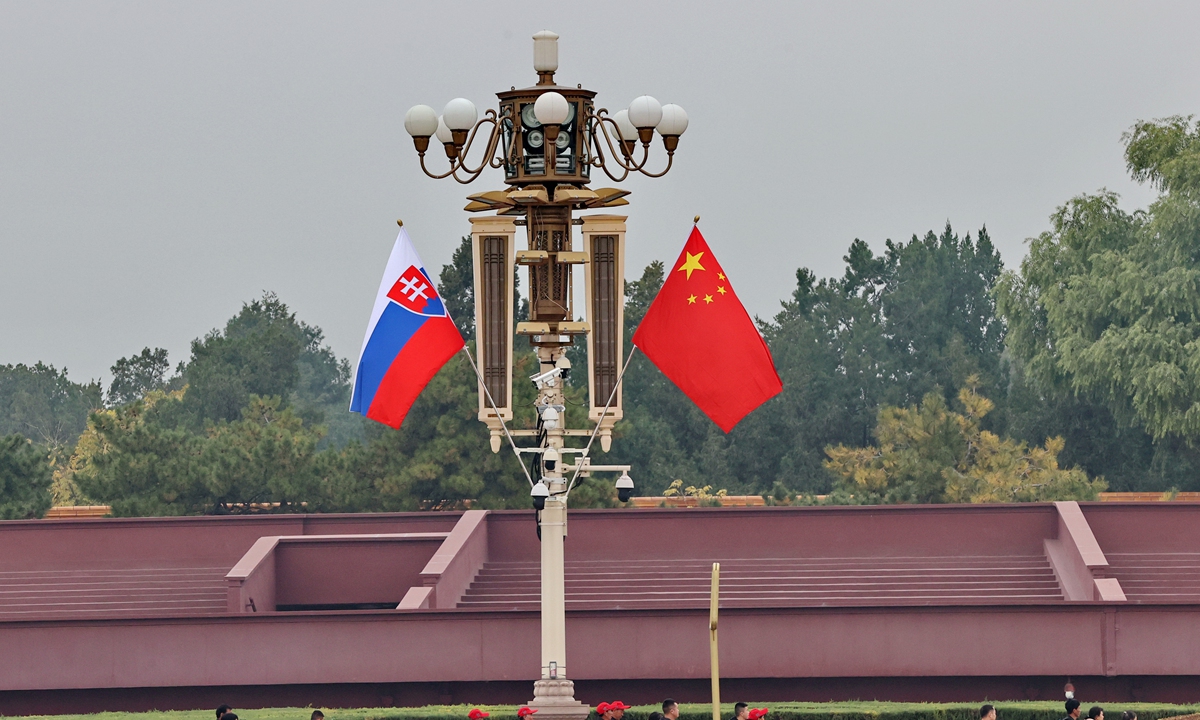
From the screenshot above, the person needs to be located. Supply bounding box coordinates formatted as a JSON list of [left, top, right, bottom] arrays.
[[469, 710, 490, 720], [1064, 700, 1082, 720], [220, 715, 237, 720], [648, 712, 664, 720], [1121, 712, 1136, 720], [312, 712, 324, 720], [216, 705, 232, 720], [733, 704, 749, 720], [609, 701, 631, 720], [1088, 707, 1104, 720], [750, 710, 770, 720], [981, 705, 997, 720], [518, 709, 538, 719], [596, 702, 611, 720], [663, 700, 679, 720]]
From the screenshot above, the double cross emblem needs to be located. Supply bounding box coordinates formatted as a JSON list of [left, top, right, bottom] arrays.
[[387, 265, 439, 314]]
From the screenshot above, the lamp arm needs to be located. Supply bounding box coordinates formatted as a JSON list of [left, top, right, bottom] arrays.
[[453, 110, 501, 175], [636, 151, 675, 179], [586, 113, 633, 182], [418, 153, 458, 180]]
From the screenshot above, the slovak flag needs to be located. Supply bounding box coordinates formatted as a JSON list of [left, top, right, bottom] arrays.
[[350, 227, 465, 428]]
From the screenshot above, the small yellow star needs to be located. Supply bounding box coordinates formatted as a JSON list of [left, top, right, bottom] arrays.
[[718, 272, 726, 281], [687, 294, 697, 304], [717, 286, 727, 295], [678, 251, 706, 280], [704, 294, 714, 304]]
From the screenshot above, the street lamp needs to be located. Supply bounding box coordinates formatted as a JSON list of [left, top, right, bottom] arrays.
[[401, 29, 683, 720]]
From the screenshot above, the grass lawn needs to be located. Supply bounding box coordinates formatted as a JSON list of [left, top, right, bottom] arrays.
[[12, 702, 1200, 720]]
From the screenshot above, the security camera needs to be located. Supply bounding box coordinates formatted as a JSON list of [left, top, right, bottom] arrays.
[[543, 447, 560, 473], [555, 355, 571, 378], [540, 405, 559, 430], [529, 367, 562, 388], [615, 472, 634, 503], [530, 480, 549, 510]]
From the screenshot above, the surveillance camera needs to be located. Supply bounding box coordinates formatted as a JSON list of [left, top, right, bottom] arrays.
[[529, 367, 562, 388], [615, 472, 634, 503], [555, 355, 571, 377], [530, 480, 549, 510], [543, 447, 560, 473], [540, 406, 559, 430]]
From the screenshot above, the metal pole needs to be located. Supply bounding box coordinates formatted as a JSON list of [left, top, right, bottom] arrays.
[[710, 562, 721, 720]]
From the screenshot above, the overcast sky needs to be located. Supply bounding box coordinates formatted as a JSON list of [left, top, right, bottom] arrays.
[[2, 1, 1197, 385]]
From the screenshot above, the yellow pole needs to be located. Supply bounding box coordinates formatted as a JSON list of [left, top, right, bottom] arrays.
[[710, 562, 721, 720]]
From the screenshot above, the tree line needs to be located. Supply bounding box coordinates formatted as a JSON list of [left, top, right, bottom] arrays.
[[1, 116, 1197, 517]]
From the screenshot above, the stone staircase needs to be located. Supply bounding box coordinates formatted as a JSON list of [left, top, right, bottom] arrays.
[[0, 567, 229, 620], [459, 555, 1064, 609], [1103, 553, 1200, 602]]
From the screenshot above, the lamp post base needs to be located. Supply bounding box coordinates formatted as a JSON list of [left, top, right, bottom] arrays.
[[528, 679, 591, 720]]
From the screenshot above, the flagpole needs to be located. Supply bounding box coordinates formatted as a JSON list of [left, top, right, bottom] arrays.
[[710, 562, 721, 720]]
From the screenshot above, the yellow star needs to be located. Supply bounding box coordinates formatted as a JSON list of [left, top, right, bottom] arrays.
[[704, 294, 714, 304], [718, 272, 726, 281], [687, 294, 697, 304], [677, 251, 706, 280], [717, 286, 727, 295]]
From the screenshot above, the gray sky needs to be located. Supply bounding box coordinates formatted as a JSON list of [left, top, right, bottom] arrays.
[[2, 1, 1197, 385]]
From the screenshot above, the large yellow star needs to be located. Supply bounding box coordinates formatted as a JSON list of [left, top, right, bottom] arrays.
[[687, 294, 697, 304], [677, 251, 706, 280]]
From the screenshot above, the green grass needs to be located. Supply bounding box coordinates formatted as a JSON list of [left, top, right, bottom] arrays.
[[11, 702, 1200, 720]]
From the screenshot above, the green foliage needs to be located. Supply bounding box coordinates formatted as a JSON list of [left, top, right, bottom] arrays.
[[440, 236, 477, 338], [179, 292, 359, 447], [0, 434, 53, 519], [825, 378, 1105, 504], [75, 390, 326, 516], [999, 117, 1200, 445], [107, 347, 173, 406], [0, 362, 102, 448]]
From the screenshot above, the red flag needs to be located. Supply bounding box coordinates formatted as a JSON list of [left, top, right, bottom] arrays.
[[631, 226, 782, 432]]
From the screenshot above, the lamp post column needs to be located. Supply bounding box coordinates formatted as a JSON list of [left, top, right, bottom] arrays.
[[530, 346, 588, 720]]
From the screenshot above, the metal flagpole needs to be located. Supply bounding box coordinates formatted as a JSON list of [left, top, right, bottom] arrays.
[[710, 562, 721, 720]]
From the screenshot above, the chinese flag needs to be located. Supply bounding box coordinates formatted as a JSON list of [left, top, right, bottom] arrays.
[[631, 226, 782, 432]]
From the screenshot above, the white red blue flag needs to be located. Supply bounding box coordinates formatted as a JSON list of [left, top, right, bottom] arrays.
[[350, 227, 464, 428]]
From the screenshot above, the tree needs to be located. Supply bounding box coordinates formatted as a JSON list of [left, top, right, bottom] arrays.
[[73, 390, 326, 516], [824, 378, 1105, 504], [181, 292, 358, 445], [108, 347, 172, 406], [0, 434, 53, 519], [997, 116, 1200, 482], [72, 390, 208, 516], [0, 363, 102, 448]]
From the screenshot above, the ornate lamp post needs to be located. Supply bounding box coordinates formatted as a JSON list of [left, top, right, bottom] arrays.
[[402, 30, 686, 719]]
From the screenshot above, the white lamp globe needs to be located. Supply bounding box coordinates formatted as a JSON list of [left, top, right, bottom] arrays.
[[435, 116, 454, 144], [613, 110, 638, 141], [534, 91, 570, 126], [657, 104, 689, 136], [404, 105, 439, 138], [628, 95, 663, 129], [442, 98, 478, 131]]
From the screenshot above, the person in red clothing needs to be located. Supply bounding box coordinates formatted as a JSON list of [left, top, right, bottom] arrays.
[[608, 701, 631, 720], [469, 710, 490, 720], [518, 709, 538, 719], [596, 702, 611, 720]]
